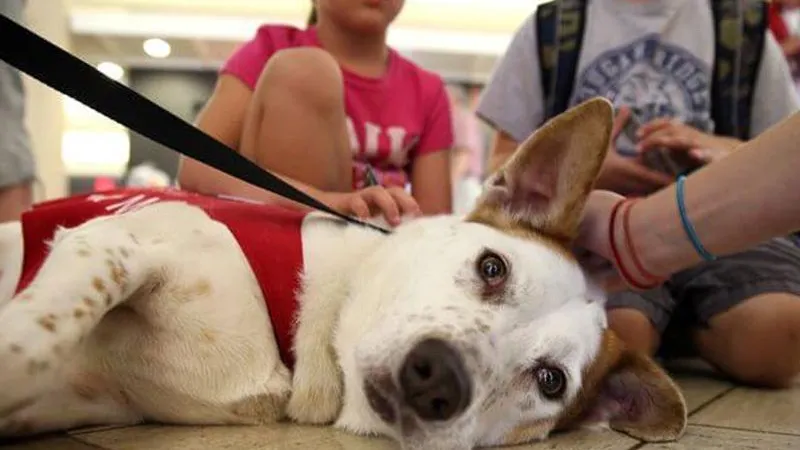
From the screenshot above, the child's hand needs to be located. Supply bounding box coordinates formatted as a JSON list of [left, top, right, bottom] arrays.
[[322, 186, 422, 226]]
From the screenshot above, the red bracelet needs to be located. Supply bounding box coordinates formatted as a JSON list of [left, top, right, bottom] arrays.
[[621, 199, 665, 284], [608, 200, 660, 291]]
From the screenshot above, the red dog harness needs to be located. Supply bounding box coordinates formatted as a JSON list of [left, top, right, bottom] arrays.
[[15, 188, 306, 369]]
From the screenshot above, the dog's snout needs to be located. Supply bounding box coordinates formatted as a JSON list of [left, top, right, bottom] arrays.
[[399, 338, 472, 422]]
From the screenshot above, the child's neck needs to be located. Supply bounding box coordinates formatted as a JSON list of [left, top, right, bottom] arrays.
[[315, 22, 390, 79]]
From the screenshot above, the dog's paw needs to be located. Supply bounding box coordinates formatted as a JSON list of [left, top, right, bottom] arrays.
[[286, 380, 342, 425], [286, 357, 343, 425]]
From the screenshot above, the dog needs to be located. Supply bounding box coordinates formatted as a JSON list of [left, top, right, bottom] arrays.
[[0, 98, 687, 449]]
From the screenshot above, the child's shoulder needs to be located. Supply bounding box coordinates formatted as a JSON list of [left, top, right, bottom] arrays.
[[249, 24, 317, 50], [389, 51, 447, 95]]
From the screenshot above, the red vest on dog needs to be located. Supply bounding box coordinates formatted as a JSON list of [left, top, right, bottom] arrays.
[[15, 188, 305, 369]]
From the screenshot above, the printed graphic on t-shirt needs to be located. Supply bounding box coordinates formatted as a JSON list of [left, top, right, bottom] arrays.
[[346, 116, 419, 189], [571, 34, 714, 156]]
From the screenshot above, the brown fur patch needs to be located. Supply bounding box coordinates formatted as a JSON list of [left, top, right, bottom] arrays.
[[77, 248, 91, 257], [37, 316, 57, 332], [554, 331, 687, 441], [74, 308, 86, 319], [119, 247, 131, 258], [555, 330, 624, 429], [106, 259, 129, 288], [83, 297, 97, 308], [92, 277, 106, 293], [9, 344, 22, 354], [200, 328, 216, 344], [190, 279, 212, 296]]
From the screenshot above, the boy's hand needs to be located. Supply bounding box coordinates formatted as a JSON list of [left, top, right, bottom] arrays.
[[595, 106, 673, 196], [636, 118, 741, 163]]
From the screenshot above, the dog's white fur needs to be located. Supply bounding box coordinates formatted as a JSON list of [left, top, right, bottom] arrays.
[[0, 98, 686, 449]]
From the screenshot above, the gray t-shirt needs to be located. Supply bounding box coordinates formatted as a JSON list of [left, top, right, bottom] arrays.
[[476, 0, 800, 156], [0, 0, 36, 188]]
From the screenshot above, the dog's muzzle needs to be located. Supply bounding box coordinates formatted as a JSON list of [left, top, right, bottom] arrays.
[[365, 338, 473, 426]]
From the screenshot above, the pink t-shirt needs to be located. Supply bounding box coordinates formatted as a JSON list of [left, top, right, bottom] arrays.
[[222, 25, 454, 190]]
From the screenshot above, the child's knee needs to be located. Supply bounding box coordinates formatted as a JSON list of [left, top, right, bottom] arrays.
[[257, 48, 344, 113], [607, 308, 660, 355], [699, 293, 800, 389]]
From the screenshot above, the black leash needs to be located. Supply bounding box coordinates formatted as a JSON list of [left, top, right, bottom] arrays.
[[0, 15, 390, 235]]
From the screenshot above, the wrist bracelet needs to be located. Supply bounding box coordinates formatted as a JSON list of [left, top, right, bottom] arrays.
[[621, 199, 664, 283], [676, 175, 716, 262], [608, 200, 661, 291]]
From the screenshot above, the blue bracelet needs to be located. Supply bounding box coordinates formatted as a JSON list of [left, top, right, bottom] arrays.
[[676, 175, 716, 261]]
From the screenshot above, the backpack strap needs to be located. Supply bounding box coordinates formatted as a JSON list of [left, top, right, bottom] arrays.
[[710, 0, 768, 140], [536, 0, 588, 122]]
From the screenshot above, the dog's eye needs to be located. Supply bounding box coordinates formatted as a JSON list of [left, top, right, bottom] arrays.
[[534, 366, 566, 400], [477, 251, 508, 286]]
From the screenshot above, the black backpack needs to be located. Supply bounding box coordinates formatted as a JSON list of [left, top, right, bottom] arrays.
[[535, 0, 768, 140]]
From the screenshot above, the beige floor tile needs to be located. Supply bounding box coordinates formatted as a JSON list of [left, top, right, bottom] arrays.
[[690, 385, 800, 435], [639, 425, 800, 449], [0, 436, 99, 450], [506, 429, 639, 449], [74, 424, 639, 450], [672, 374, 734, 414]]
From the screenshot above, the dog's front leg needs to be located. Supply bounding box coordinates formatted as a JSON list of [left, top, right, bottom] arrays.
[[286, 278, 346, 424], [0, 224, 152, 416]]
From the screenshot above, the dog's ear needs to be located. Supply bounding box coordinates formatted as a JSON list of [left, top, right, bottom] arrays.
[[575, 338, 688, 442], [467, 97, 613, 243]]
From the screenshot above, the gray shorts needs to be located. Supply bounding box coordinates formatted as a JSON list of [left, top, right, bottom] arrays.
[[607, 237, 800, 356], [0, 59, 36, 189], [0, 0, 36, 190]]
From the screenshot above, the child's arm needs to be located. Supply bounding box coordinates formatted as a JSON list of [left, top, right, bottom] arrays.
[[178, 75, 417, 223], [410, 150, 452, 215]]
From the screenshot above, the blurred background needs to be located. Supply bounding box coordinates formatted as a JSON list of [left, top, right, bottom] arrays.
[[11, 0, 800, 202]]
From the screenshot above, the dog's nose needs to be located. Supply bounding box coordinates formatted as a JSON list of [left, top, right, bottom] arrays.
[[399, 338, 472, 422]]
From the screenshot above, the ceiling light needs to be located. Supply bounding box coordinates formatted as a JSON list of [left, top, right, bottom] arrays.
[[143, 38, 171, 58], [96, 61, 124, 80]]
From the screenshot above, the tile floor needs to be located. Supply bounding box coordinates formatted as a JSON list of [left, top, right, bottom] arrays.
[[1, 360, 798, 450]]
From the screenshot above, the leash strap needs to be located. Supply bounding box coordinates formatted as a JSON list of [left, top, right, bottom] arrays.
[[0, 15, 390, 235]]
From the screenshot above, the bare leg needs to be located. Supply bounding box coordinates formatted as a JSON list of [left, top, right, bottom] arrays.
[[0, 182, 32, 224], [607, 308, 661, 355], [239, 48, 353, 193], [694, 293, 800, 388]]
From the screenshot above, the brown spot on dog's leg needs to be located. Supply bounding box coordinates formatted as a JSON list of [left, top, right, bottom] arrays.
[[92, 277, 106, 293], [74, 308, 86, 319], [119, 247, 130, 258], [37, 316, 56, 332], [106, 259, 128, 288], [9, 344, 22, 354], [77, 248, 91, 257], [83, 297, 97, 308]]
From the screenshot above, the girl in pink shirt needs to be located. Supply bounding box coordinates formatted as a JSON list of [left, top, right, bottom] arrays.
[[178, 0, 454, 225]]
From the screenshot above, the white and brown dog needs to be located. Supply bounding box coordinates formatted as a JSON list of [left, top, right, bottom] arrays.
[[0, 98, 686, 449]]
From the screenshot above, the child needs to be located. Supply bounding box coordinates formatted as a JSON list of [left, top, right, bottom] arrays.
[[178, 0, 454, 226], [478, 0, 800, 389]]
